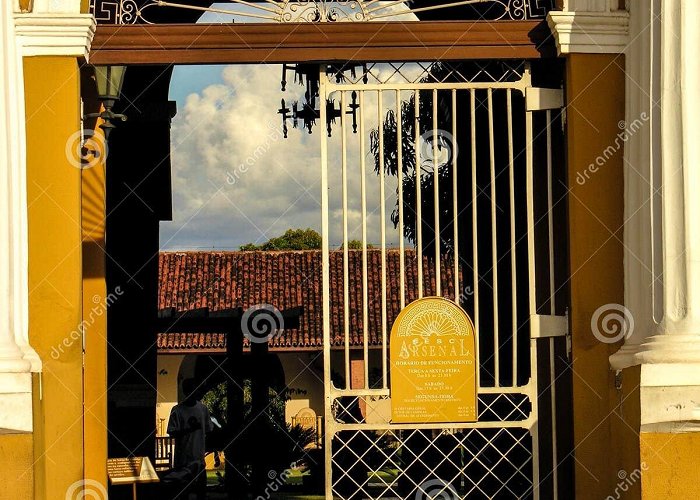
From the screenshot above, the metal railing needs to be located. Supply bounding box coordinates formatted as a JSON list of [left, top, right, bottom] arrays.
[[155, 436, 175, 472]]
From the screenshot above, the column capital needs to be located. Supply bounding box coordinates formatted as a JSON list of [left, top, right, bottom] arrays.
[[14, 13, 96, 59], [547, 2, 629, 55]]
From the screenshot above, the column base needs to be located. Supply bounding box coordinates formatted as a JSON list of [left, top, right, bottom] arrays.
[[635, 334, 700, 365], [0, 372, 32, 433], [640, 363, 700, 432], [18, 345, 41, 372], [609, 343, 642, 370], [0, 350, 31, 373]]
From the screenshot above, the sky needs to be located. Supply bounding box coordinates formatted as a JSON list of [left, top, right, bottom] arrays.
[[160, 3, 417, 250], [161, 63, 323, 250]]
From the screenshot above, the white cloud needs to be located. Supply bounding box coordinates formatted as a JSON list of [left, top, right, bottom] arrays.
[[161, 64, 407, 250], [161, 65, 322, 249]]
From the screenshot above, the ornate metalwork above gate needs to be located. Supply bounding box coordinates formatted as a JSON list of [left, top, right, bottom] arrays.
[[89, 0, 555, 24]]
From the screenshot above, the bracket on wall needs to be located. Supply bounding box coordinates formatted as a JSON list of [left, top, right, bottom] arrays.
[[526, 87, 564, 111]]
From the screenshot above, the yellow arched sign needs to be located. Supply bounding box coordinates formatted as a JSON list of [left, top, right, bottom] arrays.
[[390, 297, 477, 423]]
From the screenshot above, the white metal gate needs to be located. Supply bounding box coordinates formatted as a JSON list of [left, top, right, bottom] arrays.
[[312, 61, 568, 499]]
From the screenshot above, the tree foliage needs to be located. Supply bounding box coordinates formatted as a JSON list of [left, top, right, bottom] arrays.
[[240, 229, 374, 250], [369, 63, 460, 258], [240, 228, 322, 250]]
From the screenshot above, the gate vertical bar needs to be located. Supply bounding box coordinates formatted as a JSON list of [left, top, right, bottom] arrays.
[[319, 66, 334, 500], [525, 69, 541, 499], [487, 89, 500, 387], [452, 89, 459, 305], [415, 90, 423, 298], [397, 90, 406, 309], [360, 90, 369, 389], [378, 90, 388, 387], [341, 90, 350, 388], [507, 89, 518, 384], [433, 89, 441, 295], [470, 89, 480, 389], [546, 109, 559, 498]]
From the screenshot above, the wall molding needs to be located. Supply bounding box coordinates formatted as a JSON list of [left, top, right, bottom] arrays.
[[547, 10, 629, 54], [15, 13, 96, 59]]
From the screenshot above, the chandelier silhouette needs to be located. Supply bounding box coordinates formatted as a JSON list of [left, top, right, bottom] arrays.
[[278, 63, 365, 137]]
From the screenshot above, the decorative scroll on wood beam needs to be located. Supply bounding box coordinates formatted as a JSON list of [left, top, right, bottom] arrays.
[[89, 0, 555, 24]]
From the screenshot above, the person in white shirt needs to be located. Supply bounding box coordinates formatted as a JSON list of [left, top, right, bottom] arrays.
[[165, 378, 213, 499]]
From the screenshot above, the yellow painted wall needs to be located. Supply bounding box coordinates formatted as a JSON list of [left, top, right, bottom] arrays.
[[641, 433, 700, 499], [81, 118, 108, 490], [25, 56, 84, 500], [0, 433, 33, 499], [565, 53, 641, 498], [156, 355, 185, 435]]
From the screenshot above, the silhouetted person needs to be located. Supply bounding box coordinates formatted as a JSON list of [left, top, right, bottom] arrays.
[[164, 378, 213, 499]]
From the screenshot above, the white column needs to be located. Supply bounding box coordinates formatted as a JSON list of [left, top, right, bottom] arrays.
[[0, 0, 32, 374], [607, 0, 700, 430], [634, 0, 700, 365], [551, 0, 700, 428], [1, 0, 94, 433], [550, 0, 650, 369], [614, 0, 700, 366], [609, 0, 659, 369], [0, 0, 33, 433]]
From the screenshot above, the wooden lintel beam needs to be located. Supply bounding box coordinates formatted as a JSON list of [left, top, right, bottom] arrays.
[[90, 21, 552, 65]]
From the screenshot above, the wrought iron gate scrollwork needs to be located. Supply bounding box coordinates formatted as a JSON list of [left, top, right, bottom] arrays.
[[89, 0, 555, 25]]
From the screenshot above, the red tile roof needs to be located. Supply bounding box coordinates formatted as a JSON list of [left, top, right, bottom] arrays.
[[157, 250, 459, 352]]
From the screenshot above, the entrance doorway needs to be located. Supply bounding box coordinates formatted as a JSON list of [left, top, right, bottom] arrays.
[[92, 4, 571, 499]]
